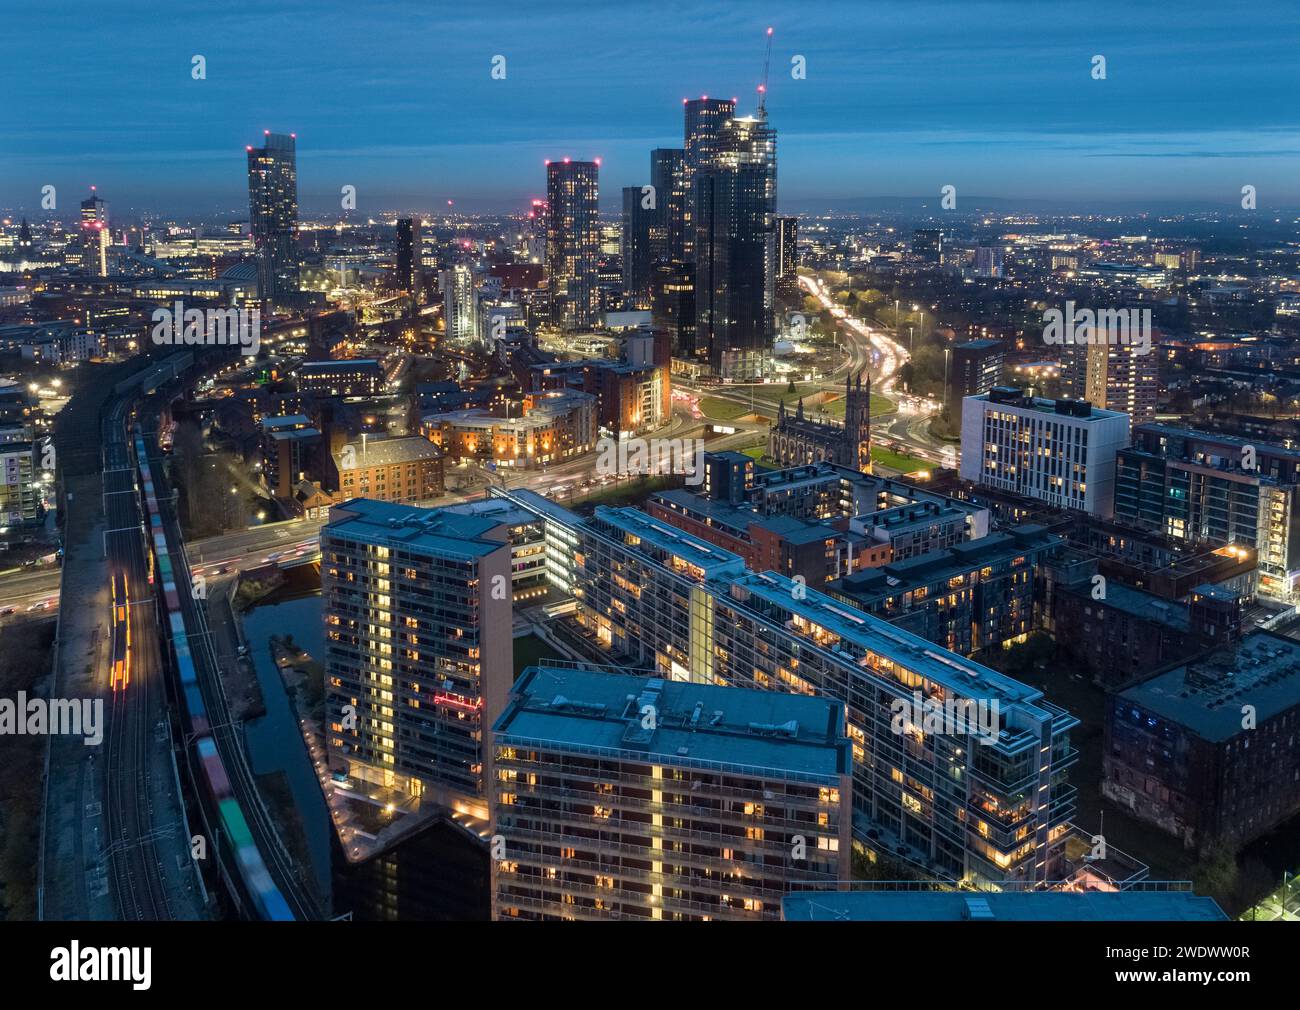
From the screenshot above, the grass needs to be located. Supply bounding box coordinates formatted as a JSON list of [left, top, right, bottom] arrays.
[[820, 393, 897, 419], [870, 445, 932, 473], [698, 397, 752, 421]]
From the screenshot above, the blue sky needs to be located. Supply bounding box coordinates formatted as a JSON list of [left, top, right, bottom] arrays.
[[3, 0, 1299, 217]]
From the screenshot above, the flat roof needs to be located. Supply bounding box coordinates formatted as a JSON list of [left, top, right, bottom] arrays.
[[1135, 422, 1300, 462], [652, 488, 838, 546], [836, 527, 1060, 600], [323, 497, 507, 559], [727, 570, 1052, 713], [495, 665, 850, 779], [1118, 630, 1300, 741], [972, 391, 1128, 421], [781, 890, 1227, 921], [1068, 580, 1190, 631], [593, 505, 746, 577]]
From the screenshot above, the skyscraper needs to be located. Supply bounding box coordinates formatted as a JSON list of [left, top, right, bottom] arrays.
[[649, 147, 687, 263], [246, 131, 300, 307], [621, 186, 654, 308], [395, 216, 422, 312], [546, 159, 600, 329], [693, 111, 777, 379], [440, 265, 477, 345], [79, 189, 108, 277], [776, 216, 799, 303], [682, 97, 736, 262]]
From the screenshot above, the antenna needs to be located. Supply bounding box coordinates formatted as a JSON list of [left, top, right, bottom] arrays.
[[758, 26, 774, 114]]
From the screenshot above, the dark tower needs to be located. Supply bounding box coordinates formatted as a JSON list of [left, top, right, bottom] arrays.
[[247, 131, 300, 307], [843, 370, 871, 471]]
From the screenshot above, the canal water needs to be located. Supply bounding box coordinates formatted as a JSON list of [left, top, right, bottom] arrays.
[[240, 589, 333, 906]]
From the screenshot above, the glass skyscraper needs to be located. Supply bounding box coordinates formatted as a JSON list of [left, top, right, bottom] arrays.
[[545, 159, 600, 329], [693, 111, 777, 378], [246, 131, 300, 307]]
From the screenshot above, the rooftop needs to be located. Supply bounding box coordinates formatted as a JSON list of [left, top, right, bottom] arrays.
[[323, 497, 507, 559], [834, 526, 1061, 601], [592, 505, 747, 579], [1118, 630, 1300, 741], [333, 435, 441, 470], [651, 488, 840, 546], [726, 570, 1061, 718], [495, 665, 851, 781]]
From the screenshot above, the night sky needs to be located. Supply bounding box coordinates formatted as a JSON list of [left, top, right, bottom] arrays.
[[4, 0, 1299, 217]]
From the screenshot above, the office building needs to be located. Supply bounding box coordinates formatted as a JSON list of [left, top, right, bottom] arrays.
[[246, 131, 300, 306], [492, 665, 853, 921], [959, 387, 1130, 518], [1104, 630, 1300, 850], [1114, 423, 1300, 600], [79, 189, 109, 277], [546, 159, 600, 328], [321, 499, 514, 813], [651, 260, 696, 359]]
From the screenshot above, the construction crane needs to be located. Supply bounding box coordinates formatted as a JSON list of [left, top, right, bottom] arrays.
[[758, 26, 774, 115]]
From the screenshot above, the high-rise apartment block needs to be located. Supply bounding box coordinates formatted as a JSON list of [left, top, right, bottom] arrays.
[[1063, 341, 1159, 426], [491, 665, 853, 920], [1114, 423, 1300, 599], [546, 159, 600, 328], [440, 265, 477, 345], [321, 499, 514, 814], [491, 488, 1081, 887]]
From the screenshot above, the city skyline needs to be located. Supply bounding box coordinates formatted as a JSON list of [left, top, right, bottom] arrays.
[[4, 1, 1300, 216]]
